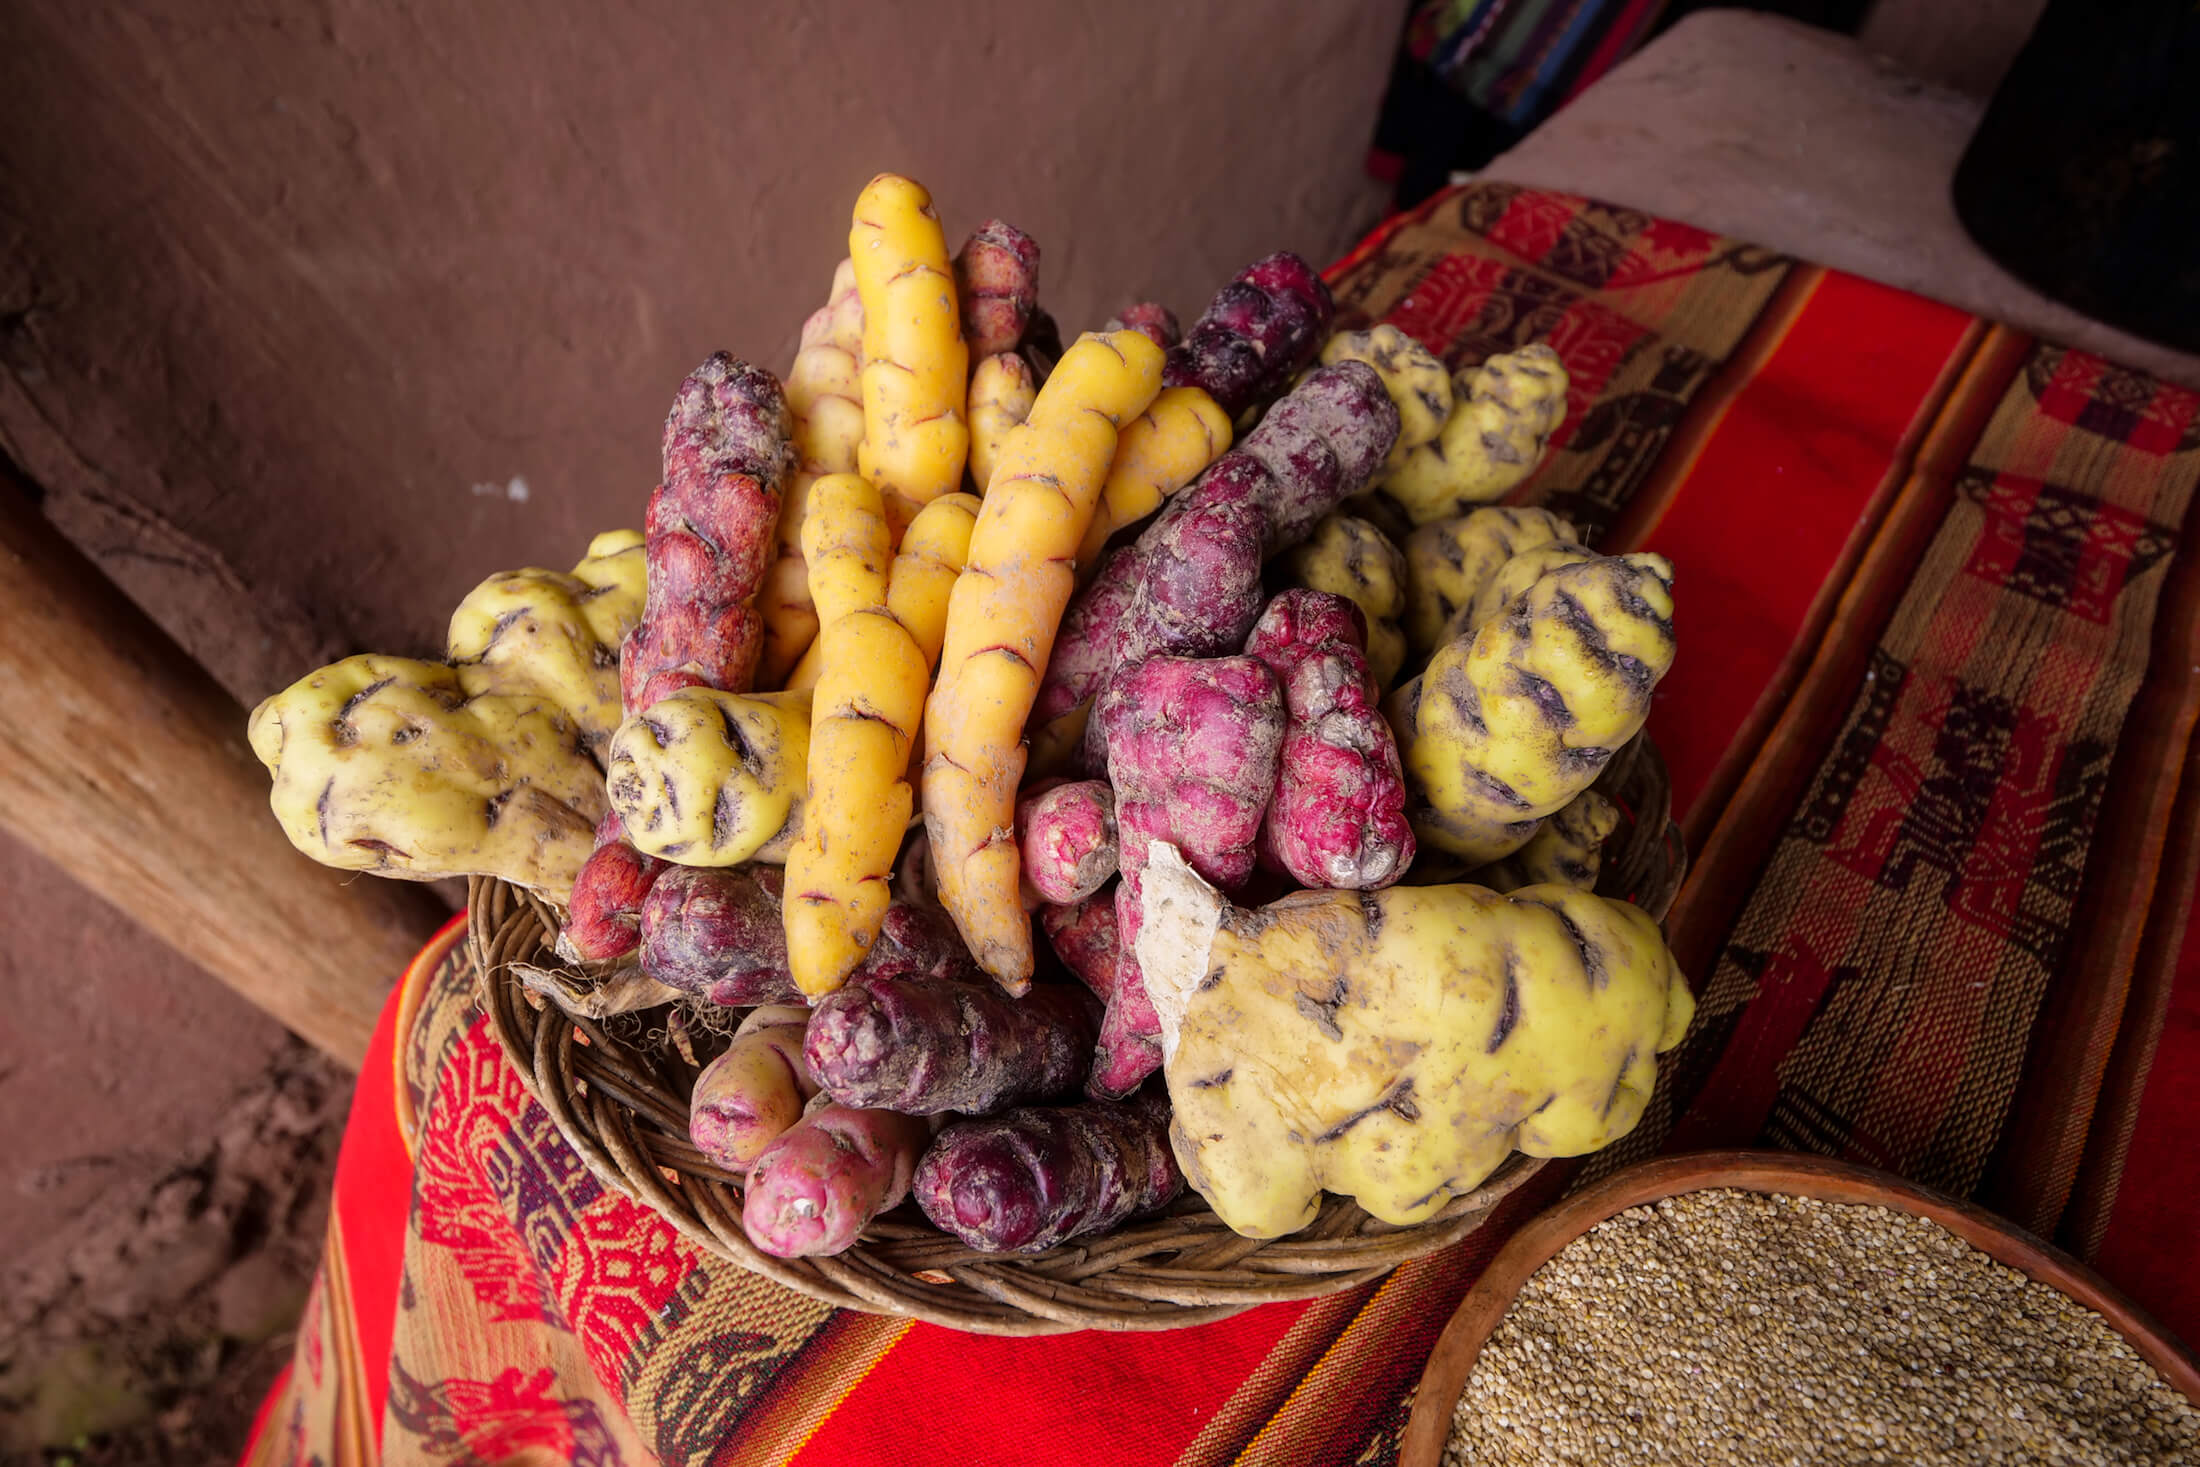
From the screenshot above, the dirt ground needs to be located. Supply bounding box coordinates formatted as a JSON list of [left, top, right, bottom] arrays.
[[0, 832, 352, 1465]]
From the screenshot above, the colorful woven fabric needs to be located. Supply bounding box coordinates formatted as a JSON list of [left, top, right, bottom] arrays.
[[242, 184, 2200, 1467], [1404, 0, 1668, 125]]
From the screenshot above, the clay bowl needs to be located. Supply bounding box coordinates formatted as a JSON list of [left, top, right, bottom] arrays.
[[1399, 1149, 2200, 1467]]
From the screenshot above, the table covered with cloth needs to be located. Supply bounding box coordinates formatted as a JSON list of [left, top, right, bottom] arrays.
[[241, 183, 2200, 1467]]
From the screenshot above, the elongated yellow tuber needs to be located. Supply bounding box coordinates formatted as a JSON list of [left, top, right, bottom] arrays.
[[1137, 844, 1695, 1237], [783, 477, 972, 996], [851, 173, 969, 515], [1380, 344, 1569, 524], [802, 472, 893, 632], [968, 352, 1038, 493], [924, 330, 1166, 989], [606, 686, 811, 865], [248, 654, 606, 897], [1401, 506, 1573, 657], [1280, 514, 1409, 689], [1073, 386, 1234, 569], [445, 529, 647, 757], [1394, 552, 1675, 864], [782, 639, 822, 696], [757, 260, 866, 688], [886, 492, 980, 671], [779, 490, 976, 697]]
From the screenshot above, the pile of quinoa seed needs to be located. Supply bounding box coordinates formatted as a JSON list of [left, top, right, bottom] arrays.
[[1443, 1189, 2200, 1465]]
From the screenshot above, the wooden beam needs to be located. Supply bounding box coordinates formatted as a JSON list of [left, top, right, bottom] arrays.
[[0, 471, 447, 1066]]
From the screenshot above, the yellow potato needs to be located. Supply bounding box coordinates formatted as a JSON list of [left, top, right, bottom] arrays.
[[1138, 845, 1694, 1238], [606, 687, 811, 865], [445, 529, 645, 756], [1380, 344, 1569, 524], [1398, 553, 1675, 865], [248, 654, 604, 898]]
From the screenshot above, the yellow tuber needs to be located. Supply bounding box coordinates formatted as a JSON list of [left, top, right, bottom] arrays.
[[886, 492, 980, 672], [802, 472, 892, 632], [1072, 385, 1234, 570], [1280, 514, 1409, 689], [605, 686, 811, 866], [1380, 344, 1569, 525], [1318, 325, 1452, 468], [1453, 538, 1597, 644], [967, 352, 1038, 493], [1137, 843, 1694, 1238], [924, 329, 1165, 990], [1401, 506, 1573, 658], [783, 479, 975, 996], [1474, 789, 1620, 893], [782, 489, 979, 696], [445, 529, 646, 758], [851, 173, 969, 515], [1394, 552, 1675, 865], [757, 259, 867, 688], [248, 654, 606, 898]]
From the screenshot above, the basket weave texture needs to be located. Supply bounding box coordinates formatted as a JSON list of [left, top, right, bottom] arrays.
[[469, 735, 1685, 1335]]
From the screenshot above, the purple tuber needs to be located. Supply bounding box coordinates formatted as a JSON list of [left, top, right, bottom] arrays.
[[1245, 589, 1415, 890], [804, 976, 1100, 1115], [1161, 252, 1335, 419], [912, 1090, 1183, 1253], [638, 864, 800, 1005]]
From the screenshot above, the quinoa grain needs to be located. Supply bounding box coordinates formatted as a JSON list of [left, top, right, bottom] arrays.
[[1442, 1190, 2199, 1465]]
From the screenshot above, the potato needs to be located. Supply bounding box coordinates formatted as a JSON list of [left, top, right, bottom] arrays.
[[248, 653, 604, 897], [1137, 844, 1694, 1238], [605, 686, 809, 865]]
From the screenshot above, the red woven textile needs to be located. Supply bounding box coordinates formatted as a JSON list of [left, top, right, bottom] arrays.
[[242, 185, 2200, 1467]]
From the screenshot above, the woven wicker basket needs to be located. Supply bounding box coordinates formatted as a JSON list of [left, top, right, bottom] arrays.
[[469, 734, 1685, 1335]]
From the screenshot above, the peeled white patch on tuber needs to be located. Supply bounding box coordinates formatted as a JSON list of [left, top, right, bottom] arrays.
[[1134, 840, 1225, 1064]]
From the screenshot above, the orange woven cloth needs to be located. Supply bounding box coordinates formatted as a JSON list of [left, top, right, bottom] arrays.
[[243, 184, 2200, 1467]]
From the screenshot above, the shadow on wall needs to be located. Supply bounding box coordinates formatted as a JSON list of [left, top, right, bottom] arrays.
[[0, 1, 1398, 707]]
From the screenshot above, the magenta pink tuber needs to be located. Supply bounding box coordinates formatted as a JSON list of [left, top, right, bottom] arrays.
[[954, 220, 1041, 359], [1105, 302, 1182, 350], [561, 810, 666, 962], [740, 1101, 930, 1258], [620, 353, 796, 710], [1244, 589, 1415, 890], [1038, 888, 1122, 1003], [1016, 780, 1118, 905], [1092, 654, 1285, 1098]]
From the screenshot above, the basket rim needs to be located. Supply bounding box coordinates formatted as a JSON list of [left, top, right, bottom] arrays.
[[461, 734, 1685, 1334]]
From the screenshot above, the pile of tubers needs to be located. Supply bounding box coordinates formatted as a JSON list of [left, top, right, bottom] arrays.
[[250, 173, 1693, 1260]]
